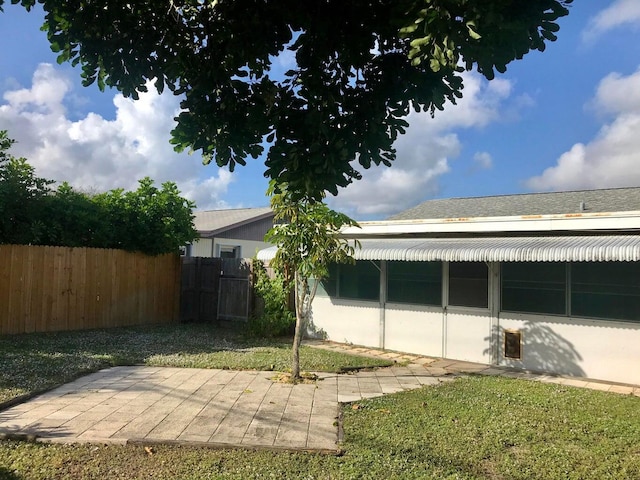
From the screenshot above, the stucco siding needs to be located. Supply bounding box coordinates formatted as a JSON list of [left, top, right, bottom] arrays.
[[191, 238, 213, 257], [310, 297, 381, 347], [498, 313, 640, 385], [384, 304, 443, 357], [444, 309, 493, 364]]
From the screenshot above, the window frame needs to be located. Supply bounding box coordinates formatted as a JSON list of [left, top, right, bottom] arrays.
[[317, 261, 381, 302], [447, 261, 489, 310], [386, 260, 442, 306], [500, 262, 568, 316]]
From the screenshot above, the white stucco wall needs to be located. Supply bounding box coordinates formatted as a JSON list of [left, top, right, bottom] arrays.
[[384, 304, 443, 357], [310, 296, 381, 347], [310, 295, 640, 385], [444, 308, 493, 364], [191, 238, 213, 257], [498, 313, 640, 385]]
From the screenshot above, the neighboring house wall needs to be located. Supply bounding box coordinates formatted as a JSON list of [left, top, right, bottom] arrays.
[[188, 209, 274, 258], [212, 239, 271, 259], [191, 238, 213, 257], [216, 217, 274, 240], [311, 259, 640, 385]]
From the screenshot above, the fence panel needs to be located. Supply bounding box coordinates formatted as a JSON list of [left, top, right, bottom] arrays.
[[179, 257, 221, 322], [217, 259, 252, 322], [0, 244, 180, 335], [217, 277, 250, 321]]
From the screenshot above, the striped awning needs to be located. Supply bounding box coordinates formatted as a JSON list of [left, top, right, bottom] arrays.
[[257, 235, 640, 262]]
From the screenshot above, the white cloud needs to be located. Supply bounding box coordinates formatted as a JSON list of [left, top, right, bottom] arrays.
[[527, 67, 640, 191], [330, 72, 511, 218], [590, 69, 640, 116], [473, 152, 493, 170], [0, 63, 233, 210], [582, 0, 640, 42]]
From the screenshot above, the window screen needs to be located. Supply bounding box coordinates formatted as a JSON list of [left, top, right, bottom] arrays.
[[571, 262, 640, 321], [387, 261, 441, 305], [448, 262, 488, 308], [502, 262, 566, 315], [317, 264, 338, 297], [338, 261, 380, 301]]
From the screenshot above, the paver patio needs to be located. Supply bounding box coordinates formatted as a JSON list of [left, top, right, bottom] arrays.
[[1, 341, 637, 453]]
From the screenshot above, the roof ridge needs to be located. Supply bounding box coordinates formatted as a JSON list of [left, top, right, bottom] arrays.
[[194, 206, 271, 213], [428, 186, 640, 203]]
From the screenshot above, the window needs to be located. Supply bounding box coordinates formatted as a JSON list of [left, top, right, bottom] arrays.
[[387, 261, 441, 305], [317, 264, 338, 297], [571, 262, 640, 321], [339, 261, 380, 301], [502, 262, 566, 315], [317, 261, 380, 301], [448, 262, 488, 308], [219, 245, 240, 259]]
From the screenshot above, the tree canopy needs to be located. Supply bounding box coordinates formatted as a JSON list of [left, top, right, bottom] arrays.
[[2, 0, 572, 200]]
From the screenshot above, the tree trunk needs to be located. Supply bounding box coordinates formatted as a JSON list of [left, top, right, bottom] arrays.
[[291, 271, 304, 380], [291, 309, 303, 380]]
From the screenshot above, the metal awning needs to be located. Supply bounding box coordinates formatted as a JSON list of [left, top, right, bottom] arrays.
[[257, 235, 640, 262]]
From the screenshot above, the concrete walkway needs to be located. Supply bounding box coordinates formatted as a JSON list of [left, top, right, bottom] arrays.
[[1, 341, 638, 453]]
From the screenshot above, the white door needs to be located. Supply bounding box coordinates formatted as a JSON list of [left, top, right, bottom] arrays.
[[443, 261, 495, 364]]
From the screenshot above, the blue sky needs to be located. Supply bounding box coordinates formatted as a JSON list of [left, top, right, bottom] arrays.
[[1, 1, 640, 219]]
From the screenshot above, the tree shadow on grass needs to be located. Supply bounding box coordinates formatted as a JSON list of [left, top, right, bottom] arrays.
[[0, 324, 293, 405], [0, 467, 21, 480]]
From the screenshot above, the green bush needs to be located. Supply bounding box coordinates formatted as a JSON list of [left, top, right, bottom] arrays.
[[0, 130, 198, 255], [249, 260, 295, 337]]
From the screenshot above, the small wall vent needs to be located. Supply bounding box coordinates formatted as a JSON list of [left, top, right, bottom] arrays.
[[504, 330, 522, 360]]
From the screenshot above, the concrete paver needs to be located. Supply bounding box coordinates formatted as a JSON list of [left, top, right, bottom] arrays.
[[1, 340, 638, 453]]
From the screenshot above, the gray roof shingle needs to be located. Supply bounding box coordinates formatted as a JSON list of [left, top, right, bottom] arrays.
[[193, 207, 273, 234], [388, 187, 640, 221]]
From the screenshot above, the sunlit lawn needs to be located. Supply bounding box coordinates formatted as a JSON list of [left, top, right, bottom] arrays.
[[1, 376, 640, 479], [1, 324, 640, 479], [0, 323, 391, 404]]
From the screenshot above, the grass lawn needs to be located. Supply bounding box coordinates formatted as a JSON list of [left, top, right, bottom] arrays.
[[1, 324, 640, 479], [0, 323, 391, 404], [1, 376, 640, 479]]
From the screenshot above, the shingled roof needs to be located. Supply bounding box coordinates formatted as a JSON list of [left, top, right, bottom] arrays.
[[193, 207, 273, 235], [388, 187, 640, 221]]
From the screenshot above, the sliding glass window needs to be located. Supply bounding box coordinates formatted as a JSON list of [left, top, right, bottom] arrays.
[[318, 261, 380, 301], [571, 262, 640, 322], [501, 262, 566, 315], [448, 262, 488, 308], [387, 261, 442, 306]]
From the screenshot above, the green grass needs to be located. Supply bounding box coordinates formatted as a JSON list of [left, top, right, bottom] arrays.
[[1, 376, 640, 479], [0, 323, 391, 404], [2, 325, 640, 478]]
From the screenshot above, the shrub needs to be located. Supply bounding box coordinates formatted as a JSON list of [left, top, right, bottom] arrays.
[[249, 260, 295, 337]]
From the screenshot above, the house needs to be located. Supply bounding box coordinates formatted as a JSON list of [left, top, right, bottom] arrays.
[[259, 187, 640, 385], [186, 207, 274, 258]]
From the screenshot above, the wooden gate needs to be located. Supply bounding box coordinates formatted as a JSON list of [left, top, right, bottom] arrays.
[[180, 257, 253, 323], [217, 259, 252, 322], [180, 257, 221, 322]]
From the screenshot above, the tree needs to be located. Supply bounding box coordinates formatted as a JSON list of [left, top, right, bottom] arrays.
[[265, 184, 358, 379], [92, 178, 198, 255], [2, 0, 572, 201], [0, 130, 198, 254], [0, 130, 53, 244]]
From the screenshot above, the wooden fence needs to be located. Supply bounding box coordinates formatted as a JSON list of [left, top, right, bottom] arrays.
[[180, 257, 221, 323], [0, 244, 181, 335], [180, 257, 254, 323]]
